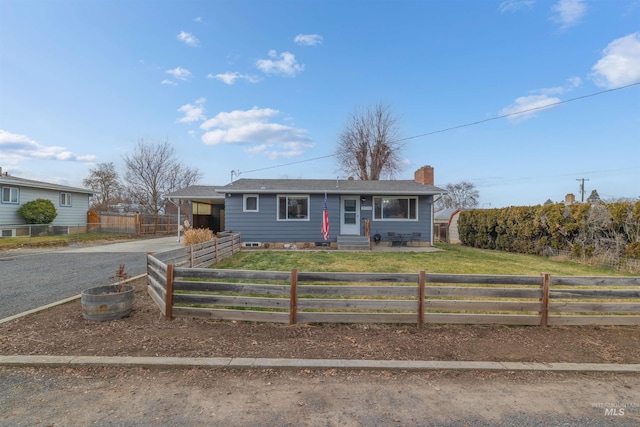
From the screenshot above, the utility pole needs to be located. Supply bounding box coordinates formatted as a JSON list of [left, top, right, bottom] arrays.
[[576, 178, 589, 202]]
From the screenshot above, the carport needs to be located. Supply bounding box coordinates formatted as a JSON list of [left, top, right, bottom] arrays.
[[164, 185, 226, 232]]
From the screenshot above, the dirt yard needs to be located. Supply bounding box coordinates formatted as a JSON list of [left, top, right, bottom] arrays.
[[1, 278, 639, 363], [2, 278, 640, 426]]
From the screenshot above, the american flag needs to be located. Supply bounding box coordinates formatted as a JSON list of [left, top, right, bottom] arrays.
[[322, 193, 329, 240]]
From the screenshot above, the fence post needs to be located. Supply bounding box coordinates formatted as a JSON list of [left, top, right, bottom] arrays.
[[418, 270, 425, 328], [290, 268, 298, 325], [190, 245, 194, 268], [215, 235, 219, 264], [540, 273, 550, 327], [165, 264, 175, 320]]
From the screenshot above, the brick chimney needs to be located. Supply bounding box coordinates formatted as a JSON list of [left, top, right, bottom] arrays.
[[565, 193, 575, 204], [414, 165, 434, 185]]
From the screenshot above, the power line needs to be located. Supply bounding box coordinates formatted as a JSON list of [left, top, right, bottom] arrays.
[[398, 82, 640, 142], [234, 82, 640, 177], [237, 154, 336, 175]]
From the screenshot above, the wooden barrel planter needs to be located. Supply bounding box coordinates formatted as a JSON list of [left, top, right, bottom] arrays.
[[81, 285, 135, 321]]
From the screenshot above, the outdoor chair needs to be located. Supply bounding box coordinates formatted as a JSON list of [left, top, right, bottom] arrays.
[[387, 232, 400, 246], [410, 232, 421, 243]]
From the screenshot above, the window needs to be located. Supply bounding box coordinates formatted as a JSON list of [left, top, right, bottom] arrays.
[[243, 194, 259, 212], [60, 192, 72, 207], [1, 187, 19, 204], [192, 202, 212, 215], [373, 197, 418, 220], [277, 195, 309, 221]]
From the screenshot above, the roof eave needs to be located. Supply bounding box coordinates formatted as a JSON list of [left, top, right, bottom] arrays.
[[0, 178, 93, 194], [218, 189, 447, 196]]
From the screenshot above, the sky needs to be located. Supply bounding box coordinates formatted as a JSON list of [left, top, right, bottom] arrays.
[[1, 0, 639, 208]]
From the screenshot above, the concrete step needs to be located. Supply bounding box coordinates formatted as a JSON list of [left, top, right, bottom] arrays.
[[337, 235, 370, 250], [338, 244, 371, 251]]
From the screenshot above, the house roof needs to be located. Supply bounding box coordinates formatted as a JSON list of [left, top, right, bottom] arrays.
[[164, 185, 225, 202], [217, 178, 447, 195], [0, 174, 93, 195], [434, 208, 463, 224]]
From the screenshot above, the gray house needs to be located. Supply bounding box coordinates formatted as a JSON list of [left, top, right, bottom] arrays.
[[0, 169, 93, 237], [214, 165, 446, 248]]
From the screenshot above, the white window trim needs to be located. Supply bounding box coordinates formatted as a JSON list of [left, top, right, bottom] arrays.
[[277, 194, 310, 221], [1, 186, 19, 204], [372, 196, 419, 221], [60, 192, 72, 207], [243, 194, 259, 212]]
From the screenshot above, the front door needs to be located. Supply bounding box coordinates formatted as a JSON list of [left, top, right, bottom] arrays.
[[340, 196, 360, 235]]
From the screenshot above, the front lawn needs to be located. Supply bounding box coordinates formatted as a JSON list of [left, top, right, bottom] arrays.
[[214, 243, 630, 276]]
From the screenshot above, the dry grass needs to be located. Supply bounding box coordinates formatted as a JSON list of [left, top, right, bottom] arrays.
[[182, 228, 214, 246]]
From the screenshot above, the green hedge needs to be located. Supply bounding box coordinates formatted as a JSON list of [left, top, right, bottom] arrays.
[[18, 198, 58, 224], [458, 201, 640, 259]]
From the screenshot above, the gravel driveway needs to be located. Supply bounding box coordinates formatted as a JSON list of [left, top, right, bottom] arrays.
[[0, 237, 183, 320]]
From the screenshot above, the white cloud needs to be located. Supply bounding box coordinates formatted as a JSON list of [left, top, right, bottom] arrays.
[[209, 72, 260, 85], [0, 129, 95, 162], [550, 0, 586, 29], [294, 34, 323, 46], [166, 67, 192, 81], [199, 107, 313, 157], [193, 17, 202, 23], [592, 32, 640, 89], [201, 107, 279, 130], [177, 31, 199, 47], [245, 141, 312, 160], [499, 0, 535, 13], [256, 50, 304, 77], [536, 76, 582, 95], [177, 98, 206, 123], [500, 95, 560, 121], [161, 79, 177, 86], [500, 77, 581, 122]]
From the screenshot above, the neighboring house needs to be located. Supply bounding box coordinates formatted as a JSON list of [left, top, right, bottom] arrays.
[[164, 185, 226, 232], [433, 208, 463, 244], [214, 165, 446, 248], [0, 168, 93, 236]]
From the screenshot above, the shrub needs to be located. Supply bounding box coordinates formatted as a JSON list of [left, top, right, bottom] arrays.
[[626, 242, 640, 260], [183, 228, 214, 246], [18, 198, 57, 224]]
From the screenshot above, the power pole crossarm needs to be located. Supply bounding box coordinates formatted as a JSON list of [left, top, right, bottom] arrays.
[[576, 178, 590, 203]]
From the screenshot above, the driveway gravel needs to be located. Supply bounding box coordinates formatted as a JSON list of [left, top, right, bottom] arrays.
[[0, 237, 183, 319]]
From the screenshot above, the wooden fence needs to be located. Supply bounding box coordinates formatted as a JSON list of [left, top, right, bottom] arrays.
[[146, 251, 640, 326], [147, 233, 241, 313], [87, 211, 188, 235]]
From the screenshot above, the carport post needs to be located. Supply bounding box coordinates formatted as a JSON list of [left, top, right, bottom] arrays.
[[165, 197, 181, 243]]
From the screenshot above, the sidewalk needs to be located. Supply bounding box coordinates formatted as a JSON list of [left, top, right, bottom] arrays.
[[1, 355, 639, 372]]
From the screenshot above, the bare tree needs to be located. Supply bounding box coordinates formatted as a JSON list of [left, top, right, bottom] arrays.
[[123, 139, 201, 214], [336, 102, 403, 180], [83, 162, 122, 211], [435, 181, 479, 210]]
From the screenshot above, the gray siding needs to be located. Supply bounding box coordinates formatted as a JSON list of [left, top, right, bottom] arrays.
[[0, 185, 89, 226], [226, 193, 340, 243], [225, 193, 432, 243], [364, 195, 432, 243]]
